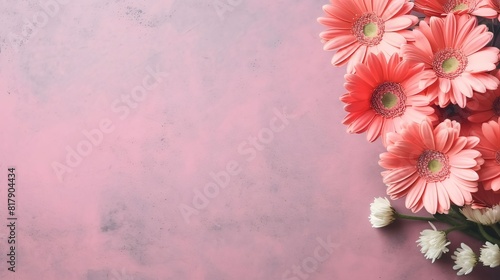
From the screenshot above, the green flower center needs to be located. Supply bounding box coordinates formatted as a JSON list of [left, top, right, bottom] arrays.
[[353, 12, 385, 46], [428, 159, 443, 173], [453, 3, 468, 11], [442, 57, 460, 74], [381, 92, 398, 109], [417, 150, 450, 182], [432, 48, 467, 79], [363, 23, 378, 38], [370, 82, 407, 118], [445, 0, 471, 13]]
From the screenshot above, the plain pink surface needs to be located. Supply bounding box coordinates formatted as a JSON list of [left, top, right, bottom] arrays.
[[0, 0, 498, 279]]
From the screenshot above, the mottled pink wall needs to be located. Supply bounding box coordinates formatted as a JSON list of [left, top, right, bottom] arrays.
[[0, 0, 497, 279]]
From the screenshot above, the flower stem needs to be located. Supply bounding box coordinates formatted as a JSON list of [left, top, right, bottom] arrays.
[[478, 224, 500, 244], [396, 213, 436, 222], [445, 225, 470, 235]]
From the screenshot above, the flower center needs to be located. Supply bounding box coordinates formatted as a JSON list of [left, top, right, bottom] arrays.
[[370, 82, 407, 118], [493, 97, 500, 116], [442, 57, 460, 73], [352, 13, 385, 46], [417, 150, 451, 182], [453, 3, 468, 11], [444, 0, 472, 13], [363, 23, 378, 38], [428, 159, 443, 173], [432, 48, 468, 79]]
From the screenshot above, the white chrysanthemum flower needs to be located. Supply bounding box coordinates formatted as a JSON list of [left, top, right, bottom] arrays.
[[369, 197, 396, 228], [460, 204, 500, 225], [416, 222, 450, 263], [480, 242, 500, 268], [451, 243, 477, 276]]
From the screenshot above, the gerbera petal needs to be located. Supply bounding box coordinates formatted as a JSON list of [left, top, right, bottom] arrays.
[[449, 155, 479, 168], [347, 109, 376, 133], [381, 0, 406, 19], [323, 34, 357, 51], [379, 153, 411, 169], [490, 178, 500, 191], [387, 140, 423, 158], [443, 178, 465, 206], [450, 78, 471, 107], [366, 117, 384, 142], [331, 43, 361, 66], [469, 110, 495, 124], [344, 101, 371, 112], [420, 121, 435, 149], [450, 167, 479, 181], [384, 16, 415, 31], [462, 28, 494, 55], [465, 48, 499, 73], [474, 74, 499, 90], [382, 32, 406, 49], [388, 173, 420, 199], [465, 73, 487, 93], [439, 78, 451, 94], [482, 121, 500, 147], [435, 126, 450, 152], [423, 182, 438, 214], [346, 46, 368, 73], [479, 166, 500, 181], [436, 181, 450, 213], [404, 177, 427, 209], [446, 137, 467, 156]]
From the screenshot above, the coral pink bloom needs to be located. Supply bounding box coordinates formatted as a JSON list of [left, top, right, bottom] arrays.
[[472, 183, 500, 208], [414, 0, 497, 18], [318, 0, 418, 73], [467, 88, 500, 123], [488, 0, 500, 20], [401, 13, 499, 108], [379, 119, 483, 214], [473, 118, 500, 191], [340, 53, 435, 144]]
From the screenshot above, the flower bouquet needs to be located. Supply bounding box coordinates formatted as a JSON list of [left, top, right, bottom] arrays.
[[318, 0, 500, 276]]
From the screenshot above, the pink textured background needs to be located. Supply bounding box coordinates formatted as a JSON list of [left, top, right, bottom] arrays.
[[0, 0, 498, 279]]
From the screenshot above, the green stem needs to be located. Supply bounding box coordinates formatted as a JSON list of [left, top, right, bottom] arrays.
[[445, 225, 470, 235], [434, 211, 485, 241], [448, 206, 465, 219], [433, 212, 465, 227], [396, 213, 436, 222], [478, 224, 500, 244]]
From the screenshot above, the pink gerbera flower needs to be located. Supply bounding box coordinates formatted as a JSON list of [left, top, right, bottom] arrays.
[[340, 53, 435, 143], [318, 0, 418, 73], [467, 88, 500, 123], [379, 119, 483, 214], [401, 13, 499, 108], [473, 118, 500, 191], [488, 0, 500, 20], [472, 183, 500, 208], [414, 0, 497, 18]]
